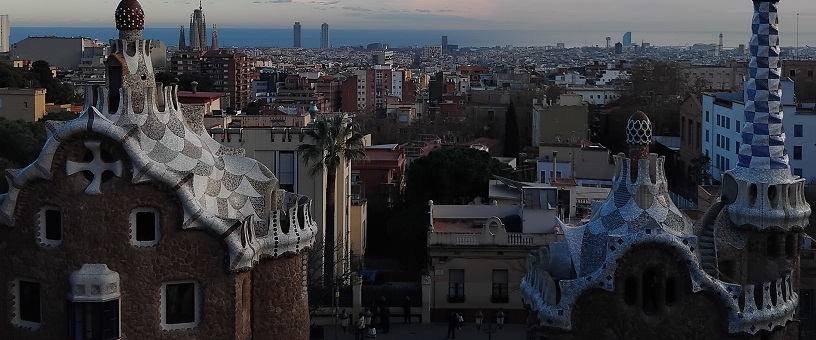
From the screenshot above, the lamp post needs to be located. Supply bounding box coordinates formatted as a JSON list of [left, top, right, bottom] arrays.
[[474, 310, 505, 340]]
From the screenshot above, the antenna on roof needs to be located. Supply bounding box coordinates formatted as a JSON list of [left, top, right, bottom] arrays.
[[199, 0, 202, 10]]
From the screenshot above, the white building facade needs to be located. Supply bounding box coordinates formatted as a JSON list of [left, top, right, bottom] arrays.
[[702, 79, 816, 182]]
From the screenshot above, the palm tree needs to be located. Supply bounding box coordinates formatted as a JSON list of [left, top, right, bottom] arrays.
[[298, 114, 367, 287]]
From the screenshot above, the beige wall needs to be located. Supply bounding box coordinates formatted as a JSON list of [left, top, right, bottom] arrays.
[[538, 144, 614, 181], [350, 200, 367, 260], [429, 251, 529, 310], [0, 88, 47, 122], [535, 104, 588, 145]]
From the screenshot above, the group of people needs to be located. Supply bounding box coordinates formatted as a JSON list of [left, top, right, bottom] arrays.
[[355, 296, 414, 339]]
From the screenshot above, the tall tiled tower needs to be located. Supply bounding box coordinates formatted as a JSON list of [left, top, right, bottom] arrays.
[[521, 1, 810, 338]]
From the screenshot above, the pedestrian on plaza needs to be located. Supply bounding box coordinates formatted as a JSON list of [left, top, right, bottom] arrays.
[[401, 296, 412, 324], [446, 311, 458, 339], [356, 312, 366, 340], [381, 305, 391, 333]]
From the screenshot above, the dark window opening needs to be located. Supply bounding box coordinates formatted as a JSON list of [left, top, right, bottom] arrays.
[[642, 268, 661, 315], [665, 277, 678, 306], [491, 270, 509, 303], [19, 281, 41, 323], [135, 211, 156, 241], [624, 276, 638, 306], [108, 59, 122, 114], [754, 285, 764, 310], [45, 209, 62, 241], [448, 269, 465, 303], [165, 283, 196, 324], [69, 300, 119, 340], [279, 210, 290, 234], [770, 282, 778, 306], [786, 234, 797, 257], [767, 234, 780, 258], [801, 290, 813, 318]]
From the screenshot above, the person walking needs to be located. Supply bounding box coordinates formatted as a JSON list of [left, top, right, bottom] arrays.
[[356, 312, 366, 340], [401, 296, 412, 324], [446, 311, 458, 339], [381, 305, 391, 333]]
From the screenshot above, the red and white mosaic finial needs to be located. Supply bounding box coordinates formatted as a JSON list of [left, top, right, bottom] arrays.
[[115, 0, 145, 31]]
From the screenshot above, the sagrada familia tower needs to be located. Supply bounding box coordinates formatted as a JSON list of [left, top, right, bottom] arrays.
[[522, 0, 811, 339], [0, 0, 315, 339]]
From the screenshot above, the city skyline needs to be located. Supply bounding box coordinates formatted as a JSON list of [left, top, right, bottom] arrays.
[[3, 0, 815, 40]]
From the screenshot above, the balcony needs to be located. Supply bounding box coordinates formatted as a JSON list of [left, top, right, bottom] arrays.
[[428, 232, 561, 247]]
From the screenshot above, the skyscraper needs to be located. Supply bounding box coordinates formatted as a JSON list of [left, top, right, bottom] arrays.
[[320, 23, 329, 49], [293, 22, 301, 48], [0, 15, 9, 53], [211, 24, 219, 50], [189, 1, 206, 50], [622, 31, 632, 46], [178, 26, 187, 50], [442, 35, 448, 52]]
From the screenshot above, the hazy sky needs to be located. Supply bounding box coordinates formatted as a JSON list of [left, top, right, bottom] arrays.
[[6, 0, 816, 37]]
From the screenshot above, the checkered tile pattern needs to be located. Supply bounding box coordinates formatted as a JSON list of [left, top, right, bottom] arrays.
[[738, 1, 788, 170]]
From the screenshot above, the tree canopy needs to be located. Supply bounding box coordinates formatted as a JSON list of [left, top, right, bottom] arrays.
[[0, 60, 79, 104], [503, 101, 520, 158], [404, 147, 513, 207]]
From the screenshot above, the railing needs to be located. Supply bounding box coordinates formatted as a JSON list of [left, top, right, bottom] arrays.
[[428, 232, 562, 247]]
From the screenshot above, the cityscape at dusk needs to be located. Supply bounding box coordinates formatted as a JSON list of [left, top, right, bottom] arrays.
[[1, 0, 816, 339]]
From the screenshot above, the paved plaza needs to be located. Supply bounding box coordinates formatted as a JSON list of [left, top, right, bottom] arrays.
[[320, 322, 526, 340]]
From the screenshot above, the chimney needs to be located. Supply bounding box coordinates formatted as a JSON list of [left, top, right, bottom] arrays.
[[191, 81, 198, 93]]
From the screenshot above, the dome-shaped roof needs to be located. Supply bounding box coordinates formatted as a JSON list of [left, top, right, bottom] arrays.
[[115, 0, 145, 31], [308, 104, 320, 115], [626, 111, 652, 145]]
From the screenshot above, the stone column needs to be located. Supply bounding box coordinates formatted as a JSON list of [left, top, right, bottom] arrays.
[[421, 275, 432, 324], [352, 273, 363, 317]]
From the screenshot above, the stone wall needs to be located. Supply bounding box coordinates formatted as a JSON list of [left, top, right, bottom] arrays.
[[252, 252, 310, 340], [0, 134, 242, 339]]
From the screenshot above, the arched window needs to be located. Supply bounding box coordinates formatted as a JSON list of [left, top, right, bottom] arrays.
[[107, 58, 122, 113], [785, 234, 797, 257], [665, 277, 678, 306], [642, 268, 661, 315]]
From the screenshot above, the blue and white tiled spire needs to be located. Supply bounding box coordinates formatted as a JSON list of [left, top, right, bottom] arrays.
[[738, 0, 787, 170]]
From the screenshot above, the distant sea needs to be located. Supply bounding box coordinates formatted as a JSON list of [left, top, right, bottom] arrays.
[[9, 27, 814, 49]]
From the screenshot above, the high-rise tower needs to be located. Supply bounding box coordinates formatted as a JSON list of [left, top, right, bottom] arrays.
[[320, 23, 329, 49], [293, 22, 301, 48], [178, 25, 187, 50], [622, 31, 632, 46], [189, 1, 206, 50], [211, 24, 219, 50], [522, 1, 809, 338], [0, 15, 9, 53]]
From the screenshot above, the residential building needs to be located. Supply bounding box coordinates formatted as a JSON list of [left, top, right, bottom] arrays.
[[0, 88, 47, 122], [678, 60, 749, 92], [209, 120, 364, 289], [0, 2, 316, 339], [276, 72, 341, 113], [372, 49, 394, 66], [427, 178, 563, 324], [701, 79, 816, 182], [423, 45, 442, 60], [170, 49, 205, 74], [567, 86, 622, 105], [535, 140, 614, 187], [201, 50, 253, 110], [532, 94, 589, 147], [341, 66, 416, 113], [293, 22, 302, 48], [320, 23, 329, 49], [524, 4, 810, 338], [0, 15, 9, 53], [678, 93, 704, 184], [189, 2, 206, 50], [9, 37, 103, 70], [782, 59, 816, 101], [351, 144, 406, 208]]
